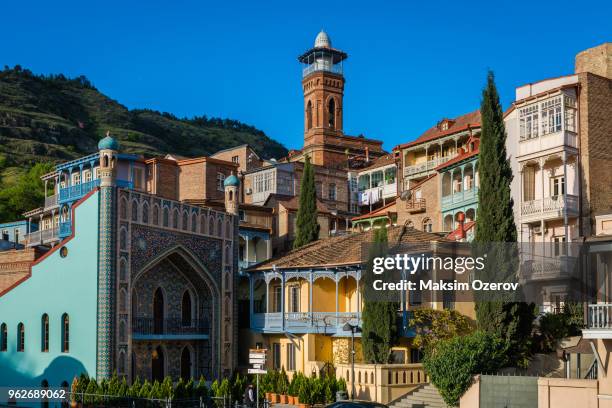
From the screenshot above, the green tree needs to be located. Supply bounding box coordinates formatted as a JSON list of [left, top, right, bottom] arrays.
[[474, 71, 534, 367], [424, 331, 506, 407], [361, 226, 398, 363], [0, 162, 54, 223], [293, 156, 319, 249], [410, 309, 475, 351]]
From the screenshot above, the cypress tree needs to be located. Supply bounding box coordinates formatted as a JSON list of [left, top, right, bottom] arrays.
[[474, 71, 534, 367], [361, 226, 398, 363], [293, 155, 319, 249]]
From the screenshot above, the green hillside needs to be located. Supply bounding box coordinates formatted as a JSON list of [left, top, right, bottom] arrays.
[[0, 65, 288, 222]]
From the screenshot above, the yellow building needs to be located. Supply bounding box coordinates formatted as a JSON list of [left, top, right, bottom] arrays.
[[241, 225, 475, 403]]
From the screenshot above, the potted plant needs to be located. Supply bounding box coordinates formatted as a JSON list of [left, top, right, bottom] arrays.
[[278, 369, 289, 404]]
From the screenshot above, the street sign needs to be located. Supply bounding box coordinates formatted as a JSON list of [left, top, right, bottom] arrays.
[[249, 357, 266, 364], [248, 368, 267, 374], [252, 363, 264, 369], [249, 352, 266, 358]]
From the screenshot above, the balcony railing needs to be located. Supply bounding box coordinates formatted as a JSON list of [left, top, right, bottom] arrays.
[[405, 198, 426, 213], [132, 317, 210, 337], [588, 304, 612, 330], [441, 187, 479, 209], [59, 179, 100, 202], [302, 62, 343, 78], [25, 227, 59, 247], [44, 194, 58, 208], [251, 311, 360, 333], [520, 195, 579, 218], [403, 155, 455, 177], [59, 221, 72, 238]]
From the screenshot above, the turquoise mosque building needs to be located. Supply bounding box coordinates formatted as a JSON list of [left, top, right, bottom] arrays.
[[0, 134, 239, 392]]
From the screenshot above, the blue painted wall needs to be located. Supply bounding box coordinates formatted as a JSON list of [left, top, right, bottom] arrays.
[[0, 192, 100, 390], [0, 221, 37, 247]]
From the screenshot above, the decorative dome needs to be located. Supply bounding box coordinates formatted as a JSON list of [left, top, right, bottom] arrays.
[[98, 133, 119, 150], [224, 174, 240, 188], [314, 30, 331, 48]]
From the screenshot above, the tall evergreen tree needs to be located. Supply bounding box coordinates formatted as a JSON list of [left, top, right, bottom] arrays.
[[361, 226, 398, 363], [293, 155, 319, 249], [474, 71, 534, 367]]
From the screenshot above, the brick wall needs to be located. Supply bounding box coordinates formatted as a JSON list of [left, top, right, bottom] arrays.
[[0, 248, 41, 293], [578, 72, 612, 234], [575, 43, 612, 79], [396, 175, 441, 231]]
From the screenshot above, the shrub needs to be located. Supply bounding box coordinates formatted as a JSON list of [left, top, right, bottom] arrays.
[[423, 331, 506, 407], [410, 309, 474, 351], [277, 369, 289, 395]]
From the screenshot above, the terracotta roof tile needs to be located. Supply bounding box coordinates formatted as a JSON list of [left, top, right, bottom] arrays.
[[359, 154, 396, 171], [395, 110, 481, 150], [248, 225, 449, 270]]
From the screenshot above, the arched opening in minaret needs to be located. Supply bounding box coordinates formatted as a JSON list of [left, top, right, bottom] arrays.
[[328, 98, 336, 129], [307, 100, 313, 130]]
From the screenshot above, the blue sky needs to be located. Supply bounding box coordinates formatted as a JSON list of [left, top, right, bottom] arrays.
[[1, 0, 610, 151]]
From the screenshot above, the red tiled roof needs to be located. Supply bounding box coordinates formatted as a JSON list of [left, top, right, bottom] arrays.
[[248, 225, 449, 270], [359, 154, 396, 171], [395, 110, 481, 150], [351, 200, 397, 221]]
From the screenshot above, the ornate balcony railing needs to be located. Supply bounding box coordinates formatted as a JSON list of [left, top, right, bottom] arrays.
[[59, 179, 100, 202], [405, 198, 426, 213], [59, 221, 72, 238], [520, 195, 579, 218], [588, 304, 612, 330], [132, 317, 210, 336], [251, 311, 360, 333], [44, 194, 58, 208], [403, 155, 455, 177], [25, 227, 59, 247]]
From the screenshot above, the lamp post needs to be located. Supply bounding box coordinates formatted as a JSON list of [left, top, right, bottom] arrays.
[[343, 322, 361, 400]]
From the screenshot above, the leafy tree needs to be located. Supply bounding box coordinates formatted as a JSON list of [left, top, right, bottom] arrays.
[[0, 162, 53, 223], [474, 71, 534, 367], [423, 331, 506, 407], [410, 309, 475, 351], [293, 155, 319, 249], [361, 226, 398, 363]]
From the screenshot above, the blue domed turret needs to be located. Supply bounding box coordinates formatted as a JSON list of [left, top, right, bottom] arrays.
[[98, 133, 120, 150], [224, 174, 240, 188]]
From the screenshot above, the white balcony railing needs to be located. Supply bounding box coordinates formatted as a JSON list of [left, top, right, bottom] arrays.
[[25, 227, 59, 247], [518, 130, 578, 157], [520, 195, 579, 219], [44, 194, 58, 208], [588, 304, 612, 329], [403, 155, 455, 177]]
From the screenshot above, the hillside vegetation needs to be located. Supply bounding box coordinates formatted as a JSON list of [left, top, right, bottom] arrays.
[[0, 65, 288, 222]]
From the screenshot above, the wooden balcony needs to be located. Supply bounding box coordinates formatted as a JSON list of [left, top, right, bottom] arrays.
[[405, 198, 426, 213]]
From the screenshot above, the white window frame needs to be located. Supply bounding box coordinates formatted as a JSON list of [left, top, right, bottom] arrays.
[[217, 173, 225, 191]]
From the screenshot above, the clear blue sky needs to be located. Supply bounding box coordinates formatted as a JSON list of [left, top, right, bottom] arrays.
[[2, 0, 610, 152]]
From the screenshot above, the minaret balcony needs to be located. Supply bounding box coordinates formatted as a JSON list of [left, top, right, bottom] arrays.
[[303, 62, 343, 78]]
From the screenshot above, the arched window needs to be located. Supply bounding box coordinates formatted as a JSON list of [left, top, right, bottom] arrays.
[[61, 314, 69, 352], [152, 346, 165, 382], [142, 202, 149, 224], [200, 215, 207, 235], [118, 351, 126, 374], [131, 200, 139, 222], [17, 323, 24, 352], [226, 220, 232, 238], [172, 208, 179, 229], [422, 218, 432, 233], [41, 314, 49, 352], [182, 211, 188, 231], [119, 228, 127, 251], [0, 323, 6, 351], [153, 288, 164, 334], [103, 155, 109, 167], [119, 258, 127, 281], [119, 320, 126, 343], [119, 289, 127, 312], [153, 205, 160, 225], [209, 215, 215, 234], [191, 213, 197, 232], [120, 198, 128, 220], [306, 100, 313, 130], [181, 291, 192, 327], [180, 346, 192, 381], [217, 218, 223, 237], [328, 98, 336, 129], [163, 207, 169, 227]]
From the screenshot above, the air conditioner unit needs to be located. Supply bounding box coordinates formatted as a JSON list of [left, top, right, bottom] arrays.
[[245, 188, 252, 195], [533, 226, 548, 235]]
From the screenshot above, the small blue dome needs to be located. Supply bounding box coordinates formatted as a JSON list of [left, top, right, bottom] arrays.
[[98, 134, 119, 150], [224, 174, 240, 188]]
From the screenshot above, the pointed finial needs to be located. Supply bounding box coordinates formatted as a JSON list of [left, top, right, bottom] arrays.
[[106, 130, 110, 137]]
